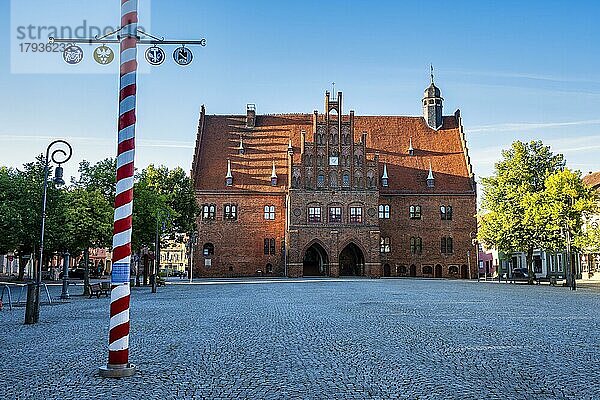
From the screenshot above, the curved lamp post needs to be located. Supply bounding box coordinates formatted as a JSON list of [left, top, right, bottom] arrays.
[[25, 140, 72, 325]]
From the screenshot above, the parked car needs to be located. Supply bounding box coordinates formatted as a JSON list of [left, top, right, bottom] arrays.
[[511, 268, 529, 279], [59, 268, 85, 279]]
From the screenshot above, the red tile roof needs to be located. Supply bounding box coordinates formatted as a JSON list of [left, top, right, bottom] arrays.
[[583, 171, 600, 191], [192, 111, 475, 194]]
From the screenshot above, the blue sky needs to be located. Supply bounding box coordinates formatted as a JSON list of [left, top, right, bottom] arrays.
[[1, 0, 599, 184]]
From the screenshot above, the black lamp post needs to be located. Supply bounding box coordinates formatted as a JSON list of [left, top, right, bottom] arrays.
[[151, 209, 170, 293], [25, 140, 72, 325]]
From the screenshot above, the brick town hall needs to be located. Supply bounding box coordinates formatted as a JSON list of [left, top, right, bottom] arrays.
[[191, 76, 477, 278]]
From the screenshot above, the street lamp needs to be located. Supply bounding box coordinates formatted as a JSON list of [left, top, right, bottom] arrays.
[[188, 232, 198, 283], [25, 139, 72, 325], [152, 209, 170, 293]]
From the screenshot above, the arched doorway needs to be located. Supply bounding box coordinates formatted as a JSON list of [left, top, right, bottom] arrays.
[[339, 243, 364, 276], [303, 243, 329, 276], [383, 263, 391, 277], [435, 264, 442, 278], [409, 264, 417, 277]]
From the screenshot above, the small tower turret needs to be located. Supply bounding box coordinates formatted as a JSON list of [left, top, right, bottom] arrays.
[[423, 66, 443, 130], [270, 160, 278, 186], [426, 161, 435, 188], [225, 159, 233, 186], [381, 163, 389, 187]]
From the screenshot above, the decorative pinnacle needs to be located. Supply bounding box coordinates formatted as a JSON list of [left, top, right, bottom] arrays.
[[409, 137, 414, 152], [430, 64, 434, 84], [238, 136, 244, 150], [382, 163, 389, 179], [427, 161, 434, 180], [226, 159, 232, 179], [271, 160, 277, 179]]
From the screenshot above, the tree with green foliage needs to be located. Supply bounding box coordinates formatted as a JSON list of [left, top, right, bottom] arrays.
[[0, 157, 69, 280], [479, 140, 565, 281], [525, 168, 597, 253], [67, 158, 116, 292]]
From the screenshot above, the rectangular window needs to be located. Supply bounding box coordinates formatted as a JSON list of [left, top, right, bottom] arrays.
[[202, 204, 216, 220], [409, 205, 422, 219], [380, 237, 391, 253], [264, 239, 269, 255], [441, 205, 453, 220], [411, 237, 422, 254], [308, 207, 321, 223], [329, 207, 342, 223], [378, 204, 390, 219], [264, 205, 275, 220], [441, 237, 453, 254], [224, 204, 237, 220], [349, 207, 363, 224], [270, 238, 276, 255]]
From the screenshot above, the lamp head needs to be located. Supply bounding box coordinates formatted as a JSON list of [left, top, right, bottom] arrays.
[[53, 165, 65, 186]]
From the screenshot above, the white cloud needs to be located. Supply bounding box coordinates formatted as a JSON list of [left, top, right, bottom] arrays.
[[469, 119, 600, 134]]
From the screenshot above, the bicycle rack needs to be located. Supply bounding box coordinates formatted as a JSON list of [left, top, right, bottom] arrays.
[[15, 283, 53, 305], [0, 284, 13, 311]]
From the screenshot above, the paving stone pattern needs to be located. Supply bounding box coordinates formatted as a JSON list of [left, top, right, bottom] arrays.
[[1, 279, 600, 399]]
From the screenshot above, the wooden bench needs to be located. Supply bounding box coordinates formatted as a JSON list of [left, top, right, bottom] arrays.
[[88, 283, 109, 298]]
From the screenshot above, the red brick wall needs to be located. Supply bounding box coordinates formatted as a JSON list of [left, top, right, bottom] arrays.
[[379, 194, 477, 278], [194, 193, 286, 277]]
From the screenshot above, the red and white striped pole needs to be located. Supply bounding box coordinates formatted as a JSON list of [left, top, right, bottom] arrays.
[[99, 0, 138, 378]]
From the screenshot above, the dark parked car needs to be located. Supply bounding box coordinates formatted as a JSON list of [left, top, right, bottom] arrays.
[[59, 268, 85, 279], [511, 268, 529, 279]]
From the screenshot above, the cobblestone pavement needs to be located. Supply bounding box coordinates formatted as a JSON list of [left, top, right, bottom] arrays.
[[1, 278, 600, 399]]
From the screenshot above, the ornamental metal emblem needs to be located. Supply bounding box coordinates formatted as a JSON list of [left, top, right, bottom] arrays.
[[93, 45, 114, 65], [63, 44, 84, 65], [145, 46, 166, 66], [173, 46, 193, 66]]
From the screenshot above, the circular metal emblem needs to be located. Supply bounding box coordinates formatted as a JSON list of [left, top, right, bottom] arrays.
[[63, 45, 84, 65], [145, 46, 166, 66], [173, 46, 193, 66], [293, 208, 302, 217], [93, 45, 114, 65], [367, 208, 377, 217]]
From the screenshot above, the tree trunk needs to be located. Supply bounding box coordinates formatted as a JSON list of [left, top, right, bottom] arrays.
[[526, 247, 534, 285], [83, 248, 90, 296], [18, 254, 26, 281]]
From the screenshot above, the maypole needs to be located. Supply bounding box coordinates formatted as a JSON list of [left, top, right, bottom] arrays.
[[48, 0, 206, 379], [99, 0, 138, 377]]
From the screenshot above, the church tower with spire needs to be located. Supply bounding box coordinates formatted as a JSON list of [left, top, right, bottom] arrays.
[[422, 66, 443, 130]]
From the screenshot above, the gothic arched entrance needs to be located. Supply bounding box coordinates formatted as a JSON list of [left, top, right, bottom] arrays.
[[339, 243, 365, 276], [303, 243, 329, 276]]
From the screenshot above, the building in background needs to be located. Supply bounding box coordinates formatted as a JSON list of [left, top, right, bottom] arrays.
[[191, 79, 477, 278], [160, 236, 188, 276]]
